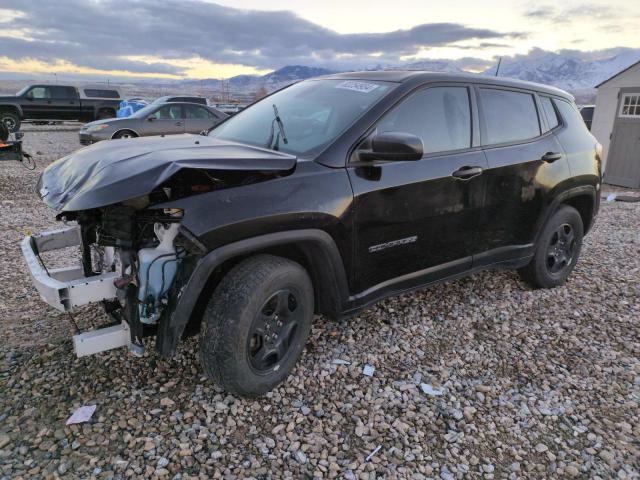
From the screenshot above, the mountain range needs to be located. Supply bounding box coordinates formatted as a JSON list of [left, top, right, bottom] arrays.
[[181, 49, 640, 98]]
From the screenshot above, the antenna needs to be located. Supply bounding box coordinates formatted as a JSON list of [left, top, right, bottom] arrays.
[[495, 57, 502, 77]]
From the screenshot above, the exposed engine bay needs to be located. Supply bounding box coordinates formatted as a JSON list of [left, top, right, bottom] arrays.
[[54, 167, 278, 354], [21, 134, 298, 358]]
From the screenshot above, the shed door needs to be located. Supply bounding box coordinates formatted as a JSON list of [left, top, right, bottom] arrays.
[[606, 91, 640, 188]]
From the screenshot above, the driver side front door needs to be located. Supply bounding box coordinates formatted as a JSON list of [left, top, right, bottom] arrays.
[[143, 104, 185, 136], [348, 84, 488, 294]]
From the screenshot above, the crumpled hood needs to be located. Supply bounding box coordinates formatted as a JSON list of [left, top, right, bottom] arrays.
[[38, 134, 297, 212]]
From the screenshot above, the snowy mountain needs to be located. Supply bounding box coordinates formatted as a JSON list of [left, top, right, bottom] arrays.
[[173, 49, 640, 103], [486, 49, 640, 90], [401, 60, 465, 73]]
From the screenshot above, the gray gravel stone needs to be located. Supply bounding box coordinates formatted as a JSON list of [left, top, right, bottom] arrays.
[[0, 126, 638, 478]]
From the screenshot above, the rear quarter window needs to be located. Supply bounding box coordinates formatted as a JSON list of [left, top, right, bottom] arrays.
[[540, 96, 560, 131], [84, 89, 120, 99], [555, 100, 591, 134], [480, 88, 541, 145]]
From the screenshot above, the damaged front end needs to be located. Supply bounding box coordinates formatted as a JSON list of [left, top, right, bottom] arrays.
[[21, 135, 296, 358]]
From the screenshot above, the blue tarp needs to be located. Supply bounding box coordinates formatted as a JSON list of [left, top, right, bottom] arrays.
[[117, 99, 148, 118]]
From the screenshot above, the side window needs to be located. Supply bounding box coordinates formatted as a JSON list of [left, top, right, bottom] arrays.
[[184, 106, 209, 119], [154, 105, 182, 119], [377, 86, 471, 154], [50, 86, 77, 99], [480, 88, 541, 145], [29, 87, 50, 99], [540, 96, 560, 131]]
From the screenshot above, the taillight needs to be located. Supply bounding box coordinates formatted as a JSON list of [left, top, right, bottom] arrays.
[[595, 142, 603, 160]]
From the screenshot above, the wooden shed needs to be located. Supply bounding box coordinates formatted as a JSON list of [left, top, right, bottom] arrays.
[[591, 61, 640, 187]]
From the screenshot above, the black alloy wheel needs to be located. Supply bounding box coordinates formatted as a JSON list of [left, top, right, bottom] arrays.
[[518, 205, 584, 288], [546, 223, 576, 274], [247, 289, 302, 372]]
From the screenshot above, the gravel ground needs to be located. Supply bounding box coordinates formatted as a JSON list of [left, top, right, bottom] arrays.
[[1, 127, 639, 479]]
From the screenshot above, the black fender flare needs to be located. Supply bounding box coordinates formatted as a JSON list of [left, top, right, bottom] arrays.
[[157, 228, 350, 357], [0, 103, 23, 118], [533, 185, 597, 244]]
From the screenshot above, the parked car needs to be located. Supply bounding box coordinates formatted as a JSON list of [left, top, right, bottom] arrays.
[[0, 84, 122, 132], [79, 102, 227, 144], [23, 72, 601, 396], [579, 105, 595, 130], [152, 95, 208, 105]]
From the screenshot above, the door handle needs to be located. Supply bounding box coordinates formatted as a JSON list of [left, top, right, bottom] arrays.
[[452, 166, 483, 180], [541, 152, 562, 163], [175, 121, 183, 126]]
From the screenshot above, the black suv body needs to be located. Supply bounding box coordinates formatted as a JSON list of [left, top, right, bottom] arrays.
[[23, 71, 601, 396], [0, 84, 122, 131]]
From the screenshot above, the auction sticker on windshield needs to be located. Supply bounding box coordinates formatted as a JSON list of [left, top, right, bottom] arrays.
[[336, 81, 379, 93]]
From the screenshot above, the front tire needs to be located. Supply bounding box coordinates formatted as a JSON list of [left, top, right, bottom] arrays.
[[0, 111, 20, 132], [518, 205, 583, 288], [113, 129, 137, 139], [200, 255, 314, 397]]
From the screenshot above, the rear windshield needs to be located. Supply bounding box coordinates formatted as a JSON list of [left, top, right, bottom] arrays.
[[208, 79, 394, 156]]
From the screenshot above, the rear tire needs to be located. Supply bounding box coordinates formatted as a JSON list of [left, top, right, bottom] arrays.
[[200, 255, 314, 397], [113, 129, 137, 139], [0, 111, 20, 132], [518, 205, 583, 288]]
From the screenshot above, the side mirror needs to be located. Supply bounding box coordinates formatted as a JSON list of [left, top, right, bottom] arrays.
[[25, 91, 33, 100], [359, 132, 423, 162], [147, 114, 157, 122]]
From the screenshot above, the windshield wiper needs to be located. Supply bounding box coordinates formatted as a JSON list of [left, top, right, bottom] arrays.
[[265, 104, 288, 151]]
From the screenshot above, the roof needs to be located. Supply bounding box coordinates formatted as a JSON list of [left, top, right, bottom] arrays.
[[155, 95, 206, 101], [595, 60, 640, 88], [319, 70, 574, 100]]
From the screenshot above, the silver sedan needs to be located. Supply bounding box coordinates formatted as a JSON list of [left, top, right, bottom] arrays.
[[79, 102, 227, 144]]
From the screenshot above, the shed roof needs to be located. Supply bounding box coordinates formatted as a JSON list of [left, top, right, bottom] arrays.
[[595, 60, 640, 88]]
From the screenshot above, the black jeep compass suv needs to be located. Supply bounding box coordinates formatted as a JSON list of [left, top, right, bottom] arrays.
[[23, 71, 601, 396]]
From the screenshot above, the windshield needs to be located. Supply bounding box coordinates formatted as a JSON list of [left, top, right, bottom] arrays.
[[16, 86, 31, 96], [208, 79, 394, 156]]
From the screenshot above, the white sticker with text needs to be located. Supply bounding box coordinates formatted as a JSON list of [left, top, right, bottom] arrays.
[[336, 81, 379, 93]]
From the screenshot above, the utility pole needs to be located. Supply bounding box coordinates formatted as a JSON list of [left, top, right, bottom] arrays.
[[495, 57, 502, 77]]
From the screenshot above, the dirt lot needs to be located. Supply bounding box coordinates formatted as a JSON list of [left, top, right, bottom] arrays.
[[1, 126, 639, 479]]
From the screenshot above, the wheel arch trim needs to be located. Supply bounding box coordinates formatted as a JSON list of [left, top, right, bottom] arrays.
[[110, 128, 140, 139], [535, 185, 597, 243], [0, 104, 23, 119], [157, 228, 349, 357]]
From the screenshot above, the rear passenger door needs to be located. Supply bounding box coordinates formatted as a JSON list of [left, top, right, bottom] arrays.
[[184, 105, 221, 133], [49, 86, 81, 119], [474, 87, 571, 266]]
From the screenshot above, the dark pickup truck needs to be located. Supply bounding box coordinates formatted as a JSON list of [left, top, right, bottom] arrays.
[[0, 84, 122, 132]]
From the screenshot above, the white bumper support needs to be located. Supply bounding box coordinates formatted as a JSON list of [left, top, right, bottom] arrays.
[[21, 226, 136, 357], [21, 226, 119, 312]]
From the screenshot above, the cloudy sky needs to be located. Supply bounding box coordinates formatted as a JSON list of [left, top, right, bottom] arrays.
[[0, 0, 637, 80]]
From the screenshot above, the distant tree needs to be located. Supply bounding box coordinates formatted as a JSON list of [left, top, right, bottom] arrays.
[[253, 87, 268, 101]]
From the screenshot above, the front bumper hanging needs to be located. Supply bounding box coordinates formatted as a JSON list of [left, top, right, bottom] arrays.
[[20, 226, 119, 311], [21, 226, 136, 357]]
